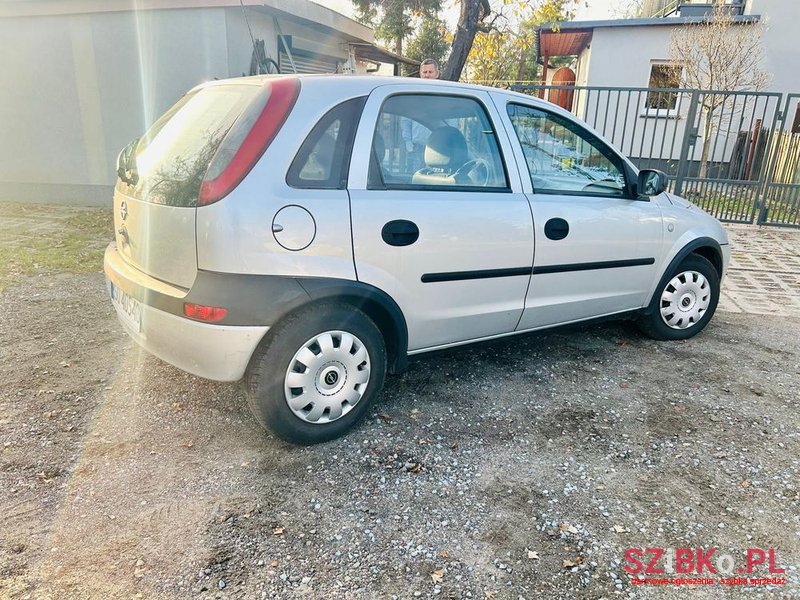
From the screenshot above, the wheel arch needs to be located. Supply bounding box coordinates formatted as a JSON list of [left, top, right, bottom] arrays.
[[273, 278, 409, 374], [644, 237, 722, 315], [691, 244, 723, 278]]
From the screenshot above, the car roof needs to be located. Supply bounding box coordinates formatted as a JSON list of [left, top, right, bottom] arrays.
[[195, 73, 558, 113]]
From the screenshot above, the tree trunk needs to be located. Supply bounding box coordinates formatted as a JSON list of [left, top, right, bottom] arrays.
[[442, 0, 484, 81], [699, 107, 715, 179]]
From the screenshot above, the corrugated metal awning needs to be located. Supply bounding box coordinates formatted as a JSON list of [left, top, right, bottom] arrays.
[[348, 42, 419, 68], [278, 50, 339, 74]]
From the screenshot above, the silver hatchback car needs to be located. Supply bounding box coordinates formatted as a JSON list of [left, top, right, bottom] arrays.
[[104, 75, 730, 444]]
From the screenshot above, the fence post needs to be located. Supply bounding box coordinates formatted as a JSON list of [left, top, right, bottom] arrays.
[[754, 94, 787, 225], [673, 90, 700, 198]]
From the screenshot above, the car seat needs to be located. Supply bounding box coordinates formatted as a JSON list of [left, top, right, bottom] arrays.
[[411, 126, 469, 186]]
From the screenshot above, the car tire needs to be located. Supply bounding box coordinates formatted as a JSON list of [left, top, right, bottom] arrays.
[[245, 304, 387, 445], [638, 254, 720, 341]]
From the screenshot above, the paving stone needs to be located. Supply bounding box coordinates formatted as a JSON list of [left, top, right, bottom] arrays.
[[719, 224, 800, 318]]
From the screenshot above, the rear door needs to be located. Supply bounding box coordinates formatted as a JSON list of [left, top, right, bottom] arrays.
[[500, 101, 663, 329], [348, 85, 534, 352]]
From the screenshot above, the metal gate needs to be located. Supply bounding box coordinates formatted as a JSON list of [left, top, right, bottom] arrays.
[[511, 84, 796, 227], [760, 93, 800, 227], [671, 89, 781, 224]]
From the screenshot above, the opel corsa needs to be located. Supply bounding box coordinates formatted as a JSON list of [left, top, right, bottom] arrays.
[[104, 75, 730, 444]]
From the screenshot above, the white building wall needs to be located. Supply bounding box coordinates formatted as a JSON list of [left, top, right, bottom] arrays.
[[579, 25, 694, 163], [0, 3, 375, 205], [747, 0, 800, 94], [0, 8, 230, 204], [575, 45, 591, 86], [584, 3, 797, 95], [584, 25, 675, 88], [224, 8, 277, 77]]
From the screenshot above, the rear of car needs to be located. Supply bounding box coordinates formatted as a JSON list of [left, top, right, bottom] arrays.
[[104, 77, 301, 381]]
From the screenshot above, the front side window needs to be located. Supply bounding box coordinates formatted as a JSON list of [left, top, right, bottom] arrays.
[[369, 94, 508, 190], [507, 103, 629, 198]]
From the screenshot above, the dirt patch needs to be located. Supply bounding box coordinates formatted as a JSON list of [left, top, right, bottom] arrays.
[[0, 203, 111, 292], [1, 208, 798, 599]]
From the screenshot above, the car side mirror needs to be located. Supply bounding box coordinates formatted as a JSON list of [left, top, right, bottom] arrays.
[[637, 169, 668, 197]]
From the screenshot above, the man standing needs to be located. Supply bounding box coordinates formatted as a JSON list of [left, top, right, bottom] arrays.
[[419, 58, 440, 79], [403, 59, 439, 171]]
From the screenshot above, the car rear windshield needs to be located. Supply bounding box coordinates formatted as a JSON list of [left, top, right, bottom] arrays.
[[119, 84, 264, 207]]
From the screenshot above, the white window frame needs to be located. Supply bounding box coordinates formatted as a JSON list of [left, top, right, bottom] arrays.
[[642, 61, 683, 119]]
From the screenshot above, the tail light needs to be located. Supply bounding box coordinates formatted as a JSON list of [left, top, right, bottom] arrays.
[[198, 77, 300, 206], [184, 303, 228, 322]]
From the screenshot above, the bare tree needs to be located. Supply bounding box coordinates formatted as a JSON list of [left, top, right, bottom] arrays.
[[669, 4, 770, 177]]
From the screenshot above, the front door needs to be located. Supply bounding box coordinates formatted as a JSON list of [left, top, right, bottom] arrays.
[[502, 102, 663, 330], [347, 86, 534, 352]]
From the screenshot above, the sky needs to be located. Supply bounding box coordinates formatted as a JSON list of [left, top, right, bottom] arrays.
[[312, 0, 619, 25]]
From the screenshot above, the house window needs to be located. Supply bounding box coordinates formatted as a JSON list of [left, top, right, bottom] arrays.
[[645, 63, 682, 112]]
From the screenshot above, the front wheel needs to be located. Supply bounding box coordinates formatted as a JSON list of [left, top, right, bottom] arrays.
[[246, 304, 387, 444], [638, 254, 720, 341]]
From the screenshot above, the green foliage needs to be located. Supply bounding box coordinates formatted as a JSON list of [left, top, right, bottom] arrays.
[[351, 0, 578, 80], [353, 0, 442, 54], [464, 0, 576, 85], [525, 0, 577, 26], [404, 16, 449, 75]]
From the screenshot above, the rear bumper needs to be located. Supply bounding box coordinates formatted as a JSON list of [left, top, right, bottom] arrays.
[[104, 243, 269, 381], [107, 283, 268, 381]]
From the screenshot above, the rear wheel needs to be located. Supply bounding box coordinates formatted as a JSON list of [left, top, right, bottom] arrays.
[[638, 254, 720, 341], [246, 304, 386, 444]]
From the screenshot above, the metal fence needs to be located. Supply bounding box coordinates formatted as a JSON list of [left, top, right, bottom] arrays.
[[510, 84, 800, 228]]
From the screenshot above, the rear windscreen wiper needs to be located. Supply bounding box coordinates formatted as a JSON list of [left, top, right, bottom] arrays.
[[116, 138, 140, 185]]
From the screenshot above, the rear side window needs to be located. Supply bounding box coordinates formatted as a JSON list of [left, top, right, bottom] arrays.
[[287, 97, 367, 189], [122, 84, 266, 207]]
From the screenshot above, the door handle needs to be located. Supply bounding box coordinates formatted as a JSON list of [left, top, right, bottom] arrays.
[[381, 220, 419, 247], [544, 218, 569, 241]]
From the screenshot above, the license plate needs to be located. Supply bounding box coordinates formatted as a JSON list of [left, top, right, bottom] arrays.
[[110, 281, 142, 333]]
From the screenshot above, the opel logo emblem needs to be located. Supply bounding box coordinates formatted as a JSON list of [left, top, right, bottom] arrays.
[[325, 372, 338, 385], [120, 201, 128, 221]]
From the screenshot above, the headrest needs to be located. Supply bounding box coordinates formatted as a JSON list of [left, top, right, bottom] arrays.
[[424, 126, 468, 169]]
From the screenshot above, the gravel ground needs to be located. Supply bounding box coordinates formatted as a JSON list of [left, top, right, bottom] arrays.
[[1, 268, 798, 600]]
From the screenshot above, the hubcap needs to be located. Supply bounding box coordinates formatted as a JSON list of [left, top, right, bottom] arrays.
[[660, 270, 711, 330], [284, 331, 371, 424]]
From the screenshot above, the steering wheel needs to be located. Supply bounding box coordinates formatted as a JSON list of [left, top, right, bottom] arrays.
[[454, 158, 491, 186]]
